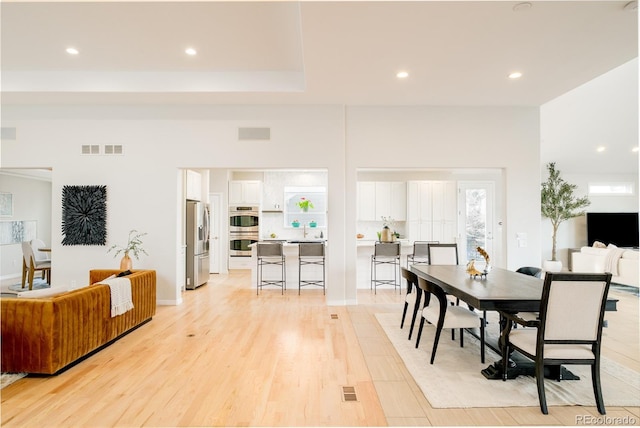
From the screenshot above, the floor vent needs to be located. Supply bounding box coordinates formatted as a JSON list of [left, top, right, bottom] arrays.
[[187, 333, 195, 337], [342, 386, 357, 402], [330, 313, 338, 319]]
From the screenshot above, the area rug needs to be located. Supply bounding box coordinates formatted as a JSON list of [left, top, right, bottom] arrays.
[[0, 373, 27, 389], [8, 278, 49, 292], [375, 312, 640, 409]]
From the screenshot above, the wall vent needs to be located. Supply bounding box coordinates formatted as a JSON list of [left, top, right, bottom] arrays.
[[238, 127, 270, 141], [1, 127, 17, 140], [81, 145, 100, 155], [104, 145, 124, 155]]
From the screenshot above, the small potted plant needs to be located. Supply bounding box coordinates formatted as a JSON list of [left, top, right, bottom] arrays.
[[108, 229, 148, 270], [541, 162, 590, 271], [296, 197, 314, 212]]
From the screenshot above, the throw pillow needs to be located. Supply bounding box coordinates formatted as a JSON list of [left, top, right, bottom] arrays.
[[593, 241, 606, 248], [116, 270, 132, 277]]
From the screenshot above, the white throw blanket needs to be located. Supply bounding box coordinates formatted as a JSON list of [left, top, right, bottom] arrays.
[[604, 246, 626, 276], [97, 277, 134, 317]]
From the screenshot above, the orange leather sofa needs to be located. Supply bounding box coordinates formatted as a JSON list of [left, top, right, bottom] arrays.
[[1, 269, 156, 375]]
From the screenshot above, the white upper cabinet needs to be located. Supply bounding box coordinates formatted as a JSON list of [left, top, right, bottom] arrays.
[[186, 170, 202, 201], [229, 180, 262, 205], [406, 181, 456, 242], [357, 181, 406, 221]]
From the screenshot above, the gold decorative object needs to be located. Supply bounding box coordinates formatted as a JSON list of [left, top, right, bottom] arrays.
[[466, 246, 492, 278]]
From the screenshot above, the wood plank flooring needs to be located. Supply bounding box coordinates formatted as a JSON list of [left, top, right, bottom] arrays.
[[1, 271, 638, 427]]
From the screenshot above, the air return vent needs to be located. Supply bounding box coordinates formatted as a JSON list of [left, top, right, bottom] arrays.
[[104, 145, 123, 155], [238, 127, 270, 141], [1, 127, 16, 140], [81, 145, 100, 155]]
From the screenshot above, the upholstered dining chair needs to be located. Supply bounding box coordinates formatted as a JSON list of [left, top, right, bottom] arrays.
[[515, 266, 544, 323], [30, 238, 51, 262], [500, 272, 612, 415], [400, 267, 422, 340], [415, 275, 485, 364], [427, 243, 459, 265], [21, 241, 51, 290], [406, 241, 439, 267]]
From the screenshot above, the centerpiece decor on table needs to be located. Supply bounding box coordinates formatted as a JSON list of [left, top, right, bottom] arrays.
[[466, 246, 492, 279], [108, 229, 148, 270], [296, 197, 314, 212]]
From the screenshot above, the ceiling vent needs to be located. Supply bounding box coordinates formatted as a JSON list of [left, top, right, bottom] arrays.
[[238, 127, 271, 141], [1, 127, 17, 140], [104, 144, 124, 155], [81, 145, 100, 155]]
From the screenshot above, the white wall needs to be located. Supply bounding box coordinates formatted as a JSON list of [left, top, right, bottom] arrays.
[[540, 59, 639, 265], [1, 104, 540, 304], [0, 172, 52, 280]]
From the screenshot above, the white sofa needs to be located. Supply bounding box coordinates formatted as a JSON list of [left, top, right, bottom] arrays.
[[572, 246, 639, 287]]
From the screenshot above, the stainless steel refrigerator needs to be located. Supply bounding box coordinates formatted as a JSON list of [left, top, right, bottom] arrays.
[[186, 200, 210, 289]]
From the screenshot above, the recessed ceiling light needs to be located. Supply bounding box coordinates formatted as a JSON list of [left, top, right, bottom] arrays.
[[596, 146, 606, 153], [513, 2, 532, 12], [66, 47, 79, 55], [396, 71, 409, 79], [508, 72, 523, 79], [632, 147, 639, 153], [185, 48, 197, 56]]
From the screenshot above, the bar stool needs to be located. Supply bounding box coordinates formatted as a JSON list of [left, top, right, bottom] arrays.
[[256, 242, 286, 295], [406, 240, 439, 267], [370, 241, 401, 294], [298, 242, 325, 295]]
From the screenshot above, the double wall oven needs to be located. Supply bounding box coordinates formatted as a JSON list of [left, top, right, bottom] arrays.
[[229, 206, 259, 257]]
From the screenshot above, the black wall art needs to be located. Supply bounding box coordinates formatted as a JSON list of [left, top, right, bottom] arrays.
[[61, 185, 107, 246]]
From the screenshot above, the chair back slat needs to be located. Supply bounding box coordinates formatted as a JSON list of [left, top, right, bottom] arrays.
[[374, 242, 400, 257], [427, 243, 458, 265], [257, 242, 284, 257], [299, 242, 324, 257], [543, 279, 609, 341]]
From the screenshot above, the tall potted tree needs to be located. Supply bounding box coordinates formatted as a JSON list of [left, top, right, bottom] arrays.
[[541, 162, 590, 271]]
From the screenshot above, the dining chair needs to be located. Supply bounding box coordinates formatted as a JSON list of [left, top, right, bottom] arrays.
[[400, 267, 423, 340], [500, 272, 612, 415], [370, 241, 401, 294], [256, 242, 286, 295], [515, 266, 543, 323], [21, 241, 51, 290], [415, 275, 485, 364], [298, 242, 325, 295], [427, 243, 459, 265], [30, 238, 51, 262], [406, 241, 439, 267]]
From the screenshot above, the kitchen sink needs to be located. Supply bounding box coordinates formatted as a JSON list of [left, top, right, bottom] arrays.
[[287, 239, 326, 243]]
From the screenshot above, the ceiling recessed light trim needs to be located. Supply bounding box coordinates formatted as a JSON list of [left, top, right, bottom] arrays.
[[185, 48, 197, 56], [508, 71, 523, 79], [632, 147, 639, 153], [513, 2, 532, 12], [596, 146, 606, 153], [396, 71, 409, 79], [66, 47, 79, 55]]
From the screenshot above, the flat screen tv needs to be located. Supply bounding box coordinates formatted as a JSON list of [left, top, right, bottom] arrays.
[[586, 212, 639, 248]]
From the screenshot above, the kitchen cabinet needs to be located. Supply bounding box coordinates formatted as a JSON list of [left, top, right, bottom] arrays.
[[186, 170, 202, 201], [357, 182, 406, 221], [229, 181, 262, 205], [406, 181, 456, 242]]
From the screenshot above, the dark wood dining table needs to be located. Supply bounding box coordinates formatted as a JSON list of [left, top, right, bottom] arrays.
[[410, 264, 617, 380]]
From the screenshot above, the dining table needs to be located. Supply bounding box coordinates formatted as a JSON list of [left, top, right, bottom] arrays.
[[410, 264, 617, 381]]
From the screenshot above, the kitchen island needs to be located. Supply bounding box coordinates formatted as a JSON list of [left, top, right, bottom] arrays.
[[249, 240, 327, 292]]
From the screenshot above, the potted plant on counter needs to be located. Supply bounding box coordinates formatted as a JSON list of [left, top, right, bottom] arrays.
[[541, 162, 590, 272]]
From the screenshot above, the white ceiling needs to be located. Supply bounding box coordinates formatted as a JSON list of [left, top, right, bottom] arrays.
[[1, 1, 638, 173]]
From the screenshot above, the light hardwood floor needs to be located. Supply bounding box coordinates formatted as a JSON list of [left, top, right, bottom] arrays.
[[1, 271, 638, 427]]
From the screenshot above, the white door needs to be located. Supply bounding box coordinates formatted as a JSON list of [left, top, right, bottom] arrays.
[[457, 182, 494, 267], [209, 192, 222, 274]]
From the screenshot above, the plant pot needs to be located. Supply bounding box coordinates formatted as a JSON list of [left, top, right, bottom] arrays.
[[309, 222, 317, 228], [120, 252, 133, 270], [292, 221, 300, 228], [543, 260, 562, 273]]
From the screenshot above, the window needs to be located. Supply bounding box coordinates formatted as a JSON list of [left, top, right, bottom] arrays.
[[588, 182, 634, 195], [284, 186, 327, 228]]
